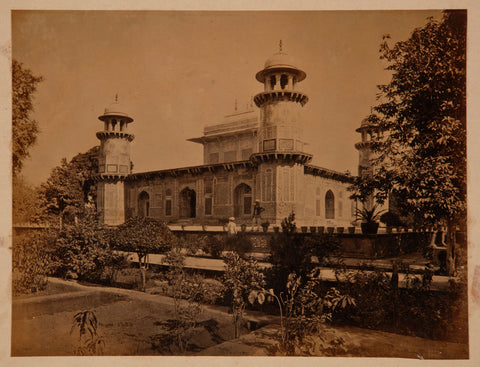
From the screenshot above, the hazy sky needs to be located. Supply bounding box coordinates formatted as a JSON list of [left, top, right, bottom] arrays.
[[12, 10, 443, 185]]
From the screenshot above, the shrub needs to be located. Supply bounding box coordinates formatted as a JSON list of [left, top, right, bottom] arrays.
[[267, 212, 339, 295], [224, 233, 253, 258], [223, 252, 265, 338], [50, 220, 111, 282], [249, 269, 354, 356], [328, 266, 468, 342], [201, 235, 224, 258], [12, 231, 54, 295]]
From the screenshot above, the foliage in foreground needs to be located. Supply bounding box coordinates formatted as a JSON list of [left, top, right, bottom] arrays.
[[154, 246, 221, 354], [328, 265, 468, 343], [49, 213, 113, 281], [223, 252, 265, 338], [12, 231, 53, 295], [267, 212, 339, 295], [70, 310, 105, 355], [249, 270, 354, 355]]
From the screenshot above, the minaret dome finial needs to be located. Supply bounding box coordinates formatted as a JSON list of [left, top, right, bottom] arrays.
[[279, 40, 283, 52]]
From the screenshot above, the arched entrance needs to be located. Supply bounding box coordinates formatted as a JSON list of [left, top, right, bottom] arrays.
[[179, 187, 196, 218], [138, 191, 150, 217], [234, 183, 252, 218]]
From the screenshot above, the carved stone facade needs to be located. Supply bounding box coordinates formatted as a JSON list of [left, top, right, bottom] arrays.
[[96, 45, 363, 227]]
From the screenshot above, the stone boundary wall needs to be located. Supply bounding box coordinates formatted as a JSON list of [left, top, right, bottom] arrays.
[[172, 229, 432, 259]]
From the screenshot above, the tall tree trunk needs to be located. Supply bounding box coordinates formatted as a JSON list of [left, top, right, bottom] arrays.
[[446, 222, 456, 276], [138, 253, 146, 292]]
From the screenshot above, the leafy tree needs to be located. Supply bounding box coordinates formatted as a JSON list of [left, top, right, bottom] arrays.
[[12, 60, 43, 177], [222, 252, 265, 338], [12, 230, 55, 295], [351, 11, 466, 275], [38, 146, 99, 229], [50, 211, 114, 281], [161, 247, 208, 353], [114, 216, 176, 291], [12, 175, 41, 224]]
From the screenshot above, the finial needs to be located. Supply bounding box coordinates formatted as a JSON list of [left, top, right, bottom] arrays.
[[235, 98, 238, 112], [115, 94, 119, 103], [279, 40, 283, 52]]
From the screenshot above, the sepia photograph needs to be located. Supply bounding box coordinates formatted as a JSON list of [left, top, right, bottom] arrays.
[[6, 5, 474, 361]]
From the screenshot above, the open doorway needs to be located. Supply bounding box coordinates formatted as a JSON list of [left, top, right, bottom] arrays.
[[179, 187, 196, 218]]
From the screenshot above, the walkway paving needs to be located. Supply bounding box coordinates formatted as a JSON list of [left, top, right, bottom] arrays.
[[122, 251, 457, 291]]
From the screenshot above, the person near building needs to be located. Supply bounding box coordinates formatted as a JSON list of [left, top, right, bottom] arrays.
[[227, 217, 237, 235], [252, 200, 264, 231]]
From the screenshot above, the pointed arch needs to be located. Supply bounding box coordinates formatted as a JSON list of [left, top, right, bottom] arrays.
[[234, 183, 252, 217], [179, 187, 196, 218], [325, 190, 335, 219], [138, 191, 150, 217]]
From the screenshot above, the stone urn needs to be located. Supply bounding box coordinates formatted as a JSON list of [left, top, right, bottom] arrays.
[[361, 222, 379, 235]]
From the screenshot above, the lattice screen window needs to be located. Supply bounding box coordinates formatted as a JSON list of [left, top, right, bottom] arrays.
[[315, 187, 321, 216], [262, 169, 273, 202], [224, 151, 236, 162]]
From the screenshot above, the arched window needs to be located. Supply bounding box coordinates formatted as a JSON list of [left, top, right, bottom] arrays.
[[325, 190, 335, 219], [138, 191, 150, 217], [270, 75, 276, 90], [280, 74, 288, 89]]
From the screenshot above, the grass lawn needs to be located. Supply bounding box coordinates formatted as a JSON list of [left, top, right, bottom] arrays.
[[11, 277, 469, 358], [12, 278, 251, 356]]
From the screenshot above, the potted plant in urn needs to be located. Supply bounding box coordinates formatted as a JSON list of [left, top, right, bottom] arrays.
[[356, 204, 385, 235]]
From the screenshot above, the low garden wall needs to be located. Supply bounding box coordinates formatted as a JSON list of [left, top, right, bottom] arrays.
[[172, 229, 432, 259]]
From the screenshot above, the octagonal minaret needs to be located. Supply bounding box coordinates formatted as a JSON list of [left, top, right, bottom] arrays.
[[355, 113, 382, 179], [252, 41, 311, 163], [355, 113, 383, 210], [251, 42, 311, 223], [95, 96, 134, 225]]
